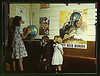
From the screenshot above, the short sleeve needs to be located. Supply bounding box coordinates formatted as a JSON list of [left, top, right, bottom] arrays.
[[57, 44, 63, 51], [19, 27, 23, 34], [53, 44, 55, 47]]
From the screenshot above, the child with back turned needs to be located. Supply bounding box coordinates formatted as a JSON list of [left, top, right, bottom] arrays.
[[51, 36, 64, 73], [11, 16, 30, 72]]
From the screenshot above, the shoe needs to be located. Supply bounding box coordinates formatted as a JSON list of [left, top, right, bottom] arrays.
[[56, 71, 58, 74], [20, 71, 24, 73], [58, 71, 61, 73]]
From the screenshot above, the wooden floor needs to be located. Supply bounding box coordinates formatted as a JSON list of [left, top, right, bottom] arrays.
[[3, 55, 96, 73]]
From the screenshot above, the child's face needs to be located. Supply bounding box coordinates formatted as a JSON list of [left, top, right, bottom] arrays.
[[19, 19, 22, 25], [42, 39, 47, 44], [54, 37, 57, 43], [42, 39, 45, 43]]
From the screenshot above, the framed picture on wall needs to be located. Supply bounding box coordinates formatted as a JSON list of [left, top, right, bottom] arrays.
[[40, 3, 50, 9], [39, 17, 50, 35]]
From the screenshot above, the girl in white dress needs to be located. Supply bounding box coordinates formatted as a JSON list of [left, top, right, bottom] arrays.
[[51, 36, 64, 73]]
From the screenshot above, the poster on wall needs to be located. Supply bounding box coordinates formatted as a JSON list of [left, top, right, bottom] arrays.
[[60, 9, 88, 49], [16, 6, 26, 25], [39, 17, 50, 35], [40, 3, 50, 9]]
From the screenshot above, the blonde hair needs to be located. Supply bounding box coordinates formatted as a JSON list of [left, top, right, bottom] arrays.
[[54, 35, 59, 39], [57, 36, 62, 44]]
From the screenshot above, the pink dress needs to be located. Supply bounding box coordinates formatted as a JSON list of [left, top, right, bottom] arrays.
[[11, 26, 28, 59]]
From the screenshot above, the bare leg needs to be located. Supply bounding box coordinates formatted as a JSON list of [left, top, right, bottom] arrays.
[[19, 58, 23, 71], [55, 66, 58, 73], [55, 67, 57, 71], [12, 61, 16, 71], [45, 65, 47, 71], [5, 63, 10, 71], [58, 65, 61, 71]]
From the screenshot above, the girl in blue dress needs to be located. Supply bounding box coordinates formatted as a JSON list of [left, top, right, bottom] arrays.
[[11, 16, 30, 72]]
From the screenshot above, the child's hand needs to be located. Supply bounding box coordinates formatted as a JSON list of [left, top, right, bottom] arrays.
[[27, 28, 31, 34], [43, 59, 46, 62], [40, 41, 42, 46]]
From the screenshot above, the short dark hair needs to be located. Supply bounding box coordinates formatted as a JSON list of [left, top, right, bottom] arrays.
[[54, 35, 59, 39], [42, 36, 50, 42]]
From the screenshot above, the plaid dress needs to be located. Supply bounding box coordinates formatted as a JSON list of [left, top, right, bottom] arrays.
[[11, 26, 28, 59]]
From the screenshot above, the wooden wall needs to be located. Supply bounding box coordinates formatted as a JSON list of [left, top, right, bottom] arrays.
[[9, 3, 96, 58], [23, 40, 96, 58], [10, 3, 96, 41]]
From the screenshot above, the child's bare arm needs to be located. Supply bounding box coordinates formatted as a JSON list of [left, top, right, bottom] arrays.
[[21, 33, 28, 39], [21, 28, 30, 39], [61, 50, 64, 56]]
